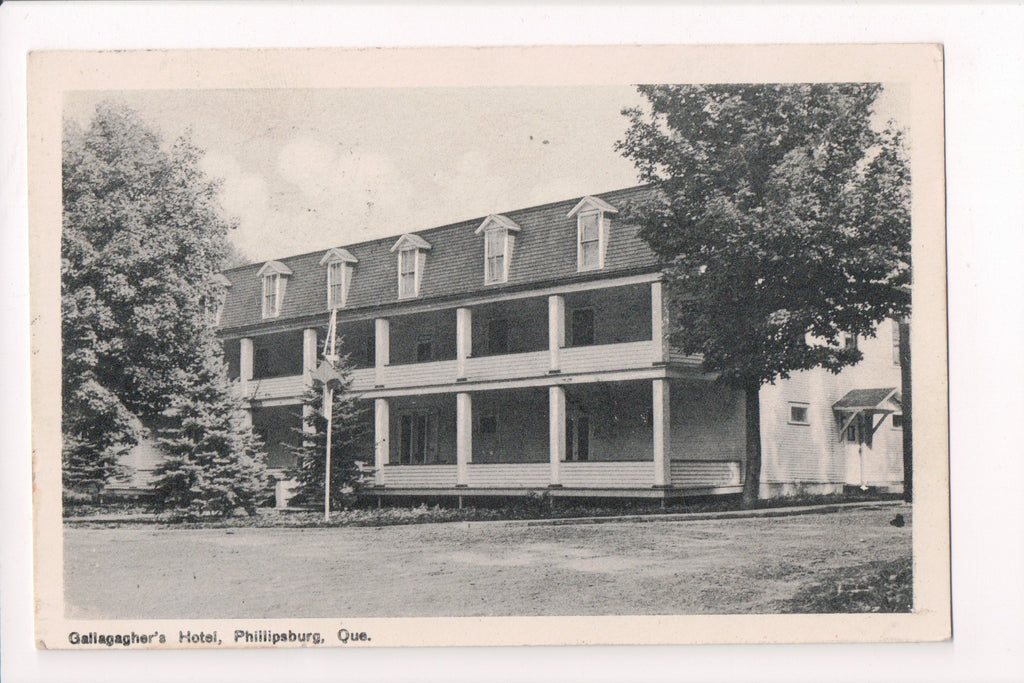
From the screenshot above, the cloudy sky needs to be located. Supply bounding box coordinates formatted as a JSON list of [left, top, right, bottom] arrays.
[[65, 85, 906, 264], [65, 87, 651, 262]]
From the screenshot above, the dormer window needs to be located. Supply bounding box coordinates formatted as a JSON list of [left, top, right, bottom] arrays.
[[567, 196, 618, 272], [256, 261, 292, 318], [390, 233, 432, 299], [319, 248, 358, 310], [475, 214, 521, 285]]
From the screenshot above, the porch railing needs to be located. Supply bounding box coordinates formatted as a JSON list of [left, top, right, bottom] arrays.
[[560, 340, 656, 374]]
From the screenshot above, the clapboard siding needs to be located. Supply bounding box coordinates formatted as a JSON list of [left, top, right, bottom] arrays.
[[349, 367, 375, 391], [381, 465, 458, 487], [560, 461, 653, 488], [249, 374, 306, 401], [464, 351, 549, 382], [561, 340, 655, 374], [466, 463, 550, 488], [379, 360, 458, 389], [670, 460, 742, 488], [668, 349, 704, 370]]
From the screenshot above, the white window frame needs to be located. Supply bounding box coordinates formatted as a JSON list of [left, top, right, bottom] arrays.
[[327, 260, 349, 309], [397, 248, 421, 299], [576, 210, 605, 271], [788, 402, 811, 426], [262, 273, 281, 318], [484, 228, 510, 284]]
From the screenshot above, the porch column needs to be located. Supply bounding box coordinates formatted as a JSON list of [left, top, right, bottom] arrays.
[[549, 385, 565, 486], [239, 337, 254, 396], [548, 294, 565, 373], [302, 328, 318, 381], [374, 318, 390, 386], [651, 281, 668, 364], [456, 307, 472, 380], [652, 378, 672, 487], [456, 392, 472, 486], [374, 398, 389, 486]]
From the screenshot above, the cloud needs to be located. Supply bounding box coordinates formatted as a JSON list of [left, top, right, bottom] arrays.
[[199, 152, 270, 260]]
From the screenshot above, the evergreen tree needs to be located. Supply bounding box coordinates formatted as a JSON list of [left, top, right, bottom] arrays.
[[286, 354, 369, 510], [617, 84, 911, 507], [150, 331, 268, 517], [62, 101, 237, 494]]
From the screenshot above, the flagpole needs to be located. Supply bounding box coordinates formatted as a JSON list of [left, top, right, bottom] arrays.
[[323, 307, 339, 523]]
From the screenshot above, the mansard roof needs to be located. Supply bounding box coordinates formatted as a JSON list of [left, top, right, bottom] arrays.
[[217, 185, 659, 332]]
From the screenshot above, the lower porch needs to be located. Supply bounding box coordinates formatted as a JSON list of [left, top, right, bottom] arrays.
[[371, 380, 745, 497]]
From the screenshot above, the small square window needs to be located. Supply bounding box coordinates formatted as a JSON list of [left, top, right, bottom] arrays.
[[892, 413, 904, 429], [788, 403, 810, 425], [843, 333, 858, 351]]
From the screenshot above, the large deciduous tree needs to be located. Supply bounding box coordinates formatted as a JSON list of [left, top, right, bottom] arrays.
[[617, 84, 910, 507], [62, 101, 264, 506]]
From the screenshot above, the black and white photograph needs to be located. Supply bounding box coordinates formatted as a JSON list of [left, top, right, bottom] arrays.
[[26, 44, 949, 651]]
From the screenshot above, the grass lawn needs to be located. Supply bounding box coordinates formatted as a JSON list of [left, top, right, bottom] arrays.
[[64, 504, 911, 618]]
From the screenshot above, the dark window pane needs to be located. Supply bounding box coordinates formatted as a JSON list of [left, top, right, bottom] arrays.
[[488, 318, 509, 354], [571, 309, 595, 346], [400, 415, 412, 464], [417, 339, 432, 362], [576, 416, 589, 461]]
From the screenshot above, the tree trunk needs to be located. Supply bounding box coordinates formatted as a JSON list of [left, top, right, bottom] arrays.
[[899, 319, 912, 503], [742, 381, 763, 509]]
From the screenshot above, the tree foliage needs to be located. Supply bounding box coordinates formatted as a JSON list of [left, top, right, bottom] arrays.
[[150, 331, 268, 517], [286, 354, 369, 510], [617, 84, 910, 505], [62, 101, 251, 495]]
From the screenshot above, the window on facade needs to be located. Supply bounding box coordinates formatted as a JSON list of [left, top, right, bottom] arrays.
[[485, 230, 506, 284], [479, 413, 497, 436], [488, 318, 510, 354], [845, 421, 860, 442], [843, 333, 859, 351], [327, 261, 346, 309], [399, 249, 418, 298], [892, 413, 904, 429], [364, 336, 376, 367], [416, 336, 433, 363], [398, 413, 431, 465], [566, 415, 590, 461], [570, 308, 595, 346], [262, 274, 280, 318], [789, 403, 810, 425], [578, 212, 601, 270]]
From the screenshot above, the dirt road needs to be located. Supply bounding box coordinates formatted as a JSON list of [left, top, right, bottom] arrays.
[[64, 505, 910, 618]]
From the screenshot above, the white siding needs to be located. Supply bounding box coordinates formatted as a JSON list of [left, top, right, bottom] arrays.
[[464, 351, 549, 383], [561, 340, 655, 374], [669, 381, 746, 461], [378, 360, 458, 389], [759, 321, 904, 487], [670, 460, 742, 488], [249, 374, 306, 401], [381, 465, 458, 487], [560, 461, 653, 488], [465, 463, 550, 488]]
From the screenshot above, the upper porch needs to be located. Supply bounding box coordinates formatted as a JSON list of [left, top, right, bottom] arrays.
[[223, 276, 703, 402]]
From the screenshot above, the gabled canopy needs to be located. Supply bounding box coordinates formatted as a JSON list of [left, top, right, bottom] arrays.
[[318, 247, 359, 266], [567, 195, 619, 218], [390, 233, 432, 252], [256, 260, 293, 277], [474, 214, 522, 235]]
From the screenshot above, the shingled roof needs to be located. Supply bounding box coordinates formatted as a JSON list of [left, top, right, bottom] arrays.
[[218, 185, 660, 333]]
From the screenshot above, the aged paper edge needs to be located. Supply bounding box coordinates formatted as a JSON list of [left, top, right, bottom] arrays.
[[28, 44, 950, 649]]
